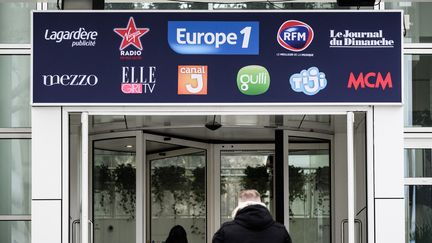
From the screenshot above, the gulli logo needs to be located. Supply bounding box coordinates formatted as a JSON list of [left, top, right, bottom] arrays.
[[237, 65, 270, 95]]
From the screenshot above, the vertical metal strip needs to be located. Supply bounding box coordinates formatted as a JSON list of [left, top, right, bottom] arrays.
[[347, 112, 355, 243], [81, 112, 89, 243], [136, 132, 144, 243], [283, 130, 290, 230]]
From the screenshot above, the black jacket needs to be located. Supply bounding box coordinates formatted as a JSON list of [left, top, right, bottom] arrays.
[[212, 205, 292, 243]]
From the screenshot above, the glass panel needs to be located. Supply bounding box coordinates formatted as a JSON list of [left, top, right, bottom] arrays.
[[0, 139, 31, 215], [212, 2, 360, 10], [220, 151, 274, 224], [93, 137, 136, 243], [149, 141, 206, 243], [0, 55, 31, 127], [406, 185, 432, 243], [405, 149, 432, 178], [385, 2, 432, 43], [404, 55, 432, 127], [105, 2, 208, 10], [0, 2, 35, 43], [289, 147, 330, 243], [0, 221, 30, 243]]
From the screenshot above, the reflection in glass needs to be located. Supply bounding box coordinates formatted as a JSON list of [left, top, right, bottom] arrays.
[[0, 55, 31, 127], [93, 137, 136, 243], [220, 151, 274, 224], [289, 148, 330, 243], [385, 2, 432, 43], [0, 3, 35, 43], [0, 139, 31, 215], [405, 149, 432, 178], [406, 186, 432, 243], [149, 141, 206, 243], [0, 221, 30, 243], [404, 55, 432, 127]]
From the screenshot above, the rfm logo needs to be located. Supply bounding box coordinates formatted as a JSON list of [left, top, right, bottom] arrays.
[[114, 17, 149, 60], [277, 20, 314, 52], [348, 72, 393, 90]]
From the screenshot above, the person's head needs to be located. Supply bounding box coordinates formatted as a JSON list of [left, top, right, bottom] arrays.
[[231, 189, 265, 218], [238, 189, 262, 203], [165, 225, 188, 243]]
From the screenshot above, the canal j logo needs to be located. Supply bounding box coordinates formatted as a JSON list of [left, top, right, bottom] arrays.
[[277, 20, 314, 52], [289, 67, 327, 96], [178, 65, 208, 95], [237, 65, 270, 95]]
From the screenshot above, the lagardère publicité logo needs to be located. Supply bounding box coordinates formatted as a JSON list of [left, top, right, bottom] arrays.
[[114, 17, 150, 60], [289, 67, 327, 96], [178, 66, 208, 95], [44, 28, 98, 47], [277, 20, 314, 52], [237, 65, 270, 95]]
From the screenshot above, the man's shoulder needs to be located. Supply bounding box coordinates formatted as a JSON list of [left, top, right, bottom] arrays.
[[219, 220, 237, 229]]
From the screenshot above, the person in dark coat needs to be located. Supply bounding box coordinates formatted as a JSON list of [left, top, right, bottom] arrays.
[[212, 189, 292, 243], [165, 225, 188, 243]]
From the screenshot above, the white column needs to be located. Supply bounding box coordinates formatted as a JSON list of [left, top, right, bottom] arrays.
[[374, 106, 404, 243], [31, 107, 62, 243]]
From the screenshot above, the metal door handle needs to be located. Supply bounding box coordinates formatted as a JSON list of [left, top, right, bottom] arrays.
[[341, 219, 362, 243], [89, 220, 94, 243], [72, 219, 80, 243]]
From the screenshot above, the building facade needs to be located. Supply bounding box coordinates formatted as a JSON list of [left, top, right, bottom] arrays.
[[1, 1, 431, 243]]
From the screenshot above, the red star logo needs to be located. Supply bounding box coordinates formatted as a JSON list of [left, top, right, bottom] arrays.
[[114, 17, 149, 51]]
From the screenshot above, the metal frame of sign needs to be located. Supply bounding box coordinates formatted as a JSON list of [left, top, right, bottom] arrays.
[[31, 10, 403, 106]]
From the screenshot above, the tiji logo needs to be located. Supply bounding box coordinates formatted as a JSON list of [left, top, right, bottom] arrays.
[[178, 65, 208, 95], [277, 20, 314, 52], [236, 65, 270, 95], [348, 72, 393, 90], [114, 17, 149, 60], [289, 67, 327, 96]]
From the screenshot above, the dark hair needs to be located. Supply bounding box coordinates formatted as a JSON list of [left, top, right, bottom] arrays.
[[165, 225, 188, 243]]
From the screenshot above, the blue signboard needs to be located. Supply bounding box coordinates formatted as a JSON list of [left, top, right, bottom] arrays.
[[32, 11, 402, 105]]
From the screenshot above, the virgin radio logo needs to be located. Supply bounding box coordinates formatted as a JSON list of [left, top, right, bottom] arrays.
[[114, 17, 150, 60], [277, 20, 314, 52]]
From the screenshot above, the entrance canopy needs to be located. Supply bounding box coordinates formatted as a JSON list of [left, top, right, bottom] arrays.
[[32, 10, 402, 105]]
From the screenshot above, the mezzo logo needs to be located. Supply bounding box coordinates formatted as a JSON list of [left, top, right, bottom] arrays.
[[348, 72, 393, 90], [237, 65, 270, 95], [178, 65, 208, 95], [42, 74, 98, 86], [289, 67, 327, 95], [277, 20, 314, 52], [168, 21, 259, 55]]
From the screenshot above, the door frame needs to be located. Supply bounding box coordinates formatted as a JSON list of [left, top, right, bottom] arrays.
[[61, 106, 375, 243], [143, 133, 210, 243], [88, 130, 143, 243]]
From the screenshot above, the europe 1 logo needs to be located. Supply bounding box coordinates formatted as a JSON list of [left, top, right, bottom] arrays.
[[114, 17, 150, 60]]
